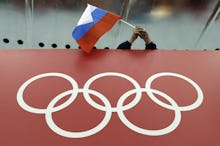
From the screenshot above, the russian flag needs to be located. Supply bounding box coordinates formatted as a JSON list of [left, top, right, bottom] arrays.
[[72, 4, 122, 53]]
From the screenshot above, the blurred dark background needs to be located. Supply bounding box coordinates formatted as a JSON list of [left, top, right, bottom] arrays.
[[0, 0, 219, 50]]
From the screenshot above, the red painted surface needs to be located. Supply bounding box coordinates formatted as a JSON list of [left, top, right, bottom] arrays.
[[0, 49, 220, 146]]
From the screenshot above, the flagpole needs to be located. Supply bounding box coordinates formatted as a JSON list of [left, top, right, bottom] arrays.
[[120, 19, 135, 28]]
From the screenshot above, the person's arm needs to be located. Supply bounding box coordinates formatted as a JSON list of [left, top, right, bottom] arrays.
[[139, 28, 157, 50], [117, 26, 139, 49], [116, 41, 132, 49], [117, 26, 157, 50], [145, 42, 157, 50]]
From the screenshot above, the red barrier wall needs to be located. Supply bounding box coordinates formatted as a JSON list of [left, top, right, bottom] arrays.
[[0, 49, 220, 146]]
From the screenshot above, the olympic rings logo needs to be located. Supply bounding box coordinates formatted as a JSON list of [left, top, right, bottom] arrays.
[[17, 72, 203, 138]]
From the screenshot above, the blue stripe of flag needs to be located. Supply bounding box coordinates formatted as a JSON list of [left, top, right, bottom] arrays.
[[72, 8, 107, 41]]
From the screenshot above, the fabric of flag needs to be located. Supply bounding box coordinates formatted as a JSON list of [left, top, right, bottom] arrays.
[[72, 4, 122, 53]]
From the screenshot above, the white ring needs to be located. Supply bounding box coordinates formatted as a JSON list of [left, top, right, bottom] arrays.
[[17, 73, 78, 114], [45, 89, 112, 138], [145, 72, 204, 111], [117, 88, 181, 136], [83, 72, 142, 112]]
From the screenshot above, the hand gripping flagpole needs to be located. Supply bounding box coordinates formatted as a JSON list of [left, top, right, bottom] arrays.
[[120, 19, 135, 29]]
